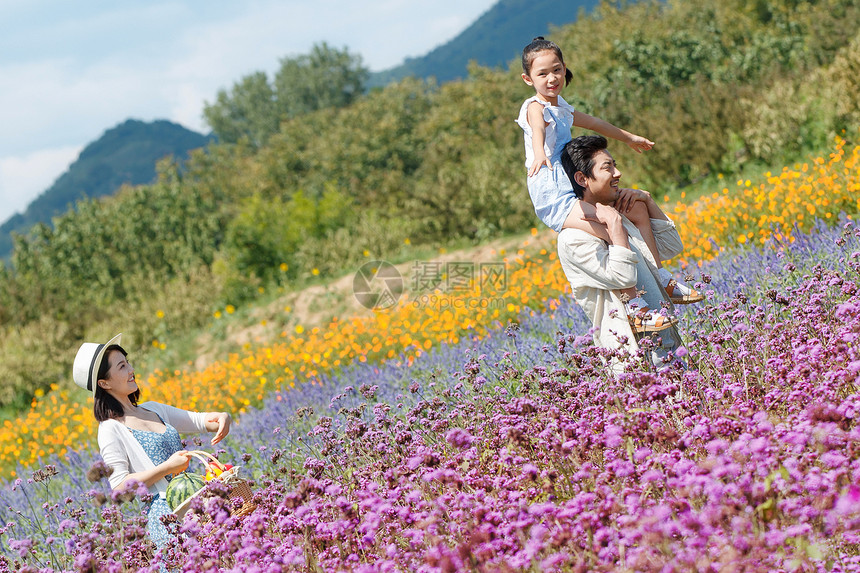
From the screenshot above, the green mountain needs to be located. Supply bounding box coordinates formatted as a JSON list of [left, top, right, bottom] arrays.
[[368, 0, 600, 87], [0, 119, 212, 258]]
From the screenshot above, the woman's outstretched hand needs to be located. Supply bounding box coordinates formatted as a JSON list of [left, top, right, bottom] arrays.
[[207, 412, 232, 445]]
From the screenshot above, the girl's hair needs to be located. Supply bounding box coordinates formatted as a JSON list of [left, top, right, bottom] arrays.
[[93, 344, 140, 422], [521, 36, 573, 86]]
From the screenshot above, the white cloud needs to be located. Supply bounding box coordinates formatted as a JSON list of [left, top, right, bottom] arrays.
[[0, 145, 82, 223], [156, 0, 494, 131]]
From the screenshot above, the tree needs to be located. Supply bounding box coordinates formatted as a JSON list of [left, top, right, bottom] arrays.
[[203, 72, 278, 148], [273, 42, 369, 118], [203, 43, 368, 147]]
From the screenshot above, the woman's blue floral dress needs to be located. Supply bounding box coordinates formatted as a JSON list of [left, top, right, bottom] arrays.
[[130, 415, 183, 549]]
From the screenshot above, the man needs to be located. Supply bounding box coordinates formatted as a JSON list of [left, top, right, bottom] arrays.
[[557, 134, 686, 370]]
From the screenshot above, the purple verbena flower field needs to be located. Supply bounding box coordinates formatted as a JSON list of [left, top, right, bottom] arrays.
[[1, 218, 859, 572]]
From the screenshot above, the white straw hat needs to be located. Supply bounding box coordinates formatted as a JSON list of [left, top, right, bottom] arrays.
[[73, 333, 122, 393]]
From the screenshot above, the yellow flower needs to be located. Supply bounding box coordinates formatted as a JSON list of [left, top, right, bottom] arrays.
[[156, 310, 165, 319]]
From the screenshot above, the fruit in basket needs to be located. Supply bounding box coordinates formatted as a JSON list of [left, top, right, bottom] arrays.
[[204, 462, 234, 481], [166, 471, 206, 511]]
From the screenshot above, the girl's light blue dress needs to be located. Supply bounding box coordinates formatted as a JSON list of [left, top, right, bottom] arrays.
[[516, 95, 579, 232], [130, 416, 183, 550]]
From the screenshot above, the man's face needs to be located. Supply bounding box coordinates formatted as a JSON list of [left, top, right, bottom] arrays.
[[582, 150, 621, 204]]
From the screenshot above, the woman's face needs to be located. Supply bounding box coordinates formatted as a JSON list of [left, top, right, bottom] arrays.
[[99, 350, 137, 397]]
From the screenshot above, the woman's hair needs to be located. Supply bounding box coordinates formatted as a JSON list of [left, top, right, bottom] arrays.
[[521, 36, 573, 86], [93, 344, 140, 422], [560, 135, 609, 198]]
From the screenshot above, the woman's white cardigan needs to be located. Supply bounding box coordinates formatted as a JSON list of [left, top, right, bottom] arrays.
[[98, 401, 209, 495]]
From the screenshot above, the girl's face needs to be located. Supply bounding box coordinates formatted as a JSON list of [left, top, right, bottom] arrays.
[[98, 350, 137, 397], [522, 50, 566, 103]]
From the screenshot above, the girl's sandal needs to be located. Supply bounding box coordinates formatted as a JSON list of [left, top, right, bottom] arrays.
[[664, 279, 704, 304], [628, 310, 678, 334]]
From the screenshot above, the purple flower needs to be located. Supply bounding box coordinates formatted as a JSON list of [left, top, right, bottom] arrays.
[[835, 486, 860, 515], [445, 428, 475, 449], [521, 464, 539, 481]]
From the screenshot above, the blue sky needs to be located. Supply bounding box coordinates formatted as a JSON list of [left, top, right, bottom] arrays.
[[0, 0, 497, 223]]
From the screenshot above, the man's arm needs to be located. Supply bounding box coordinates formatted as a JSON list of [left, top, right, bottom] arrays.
[[558, 204, 639, 292], [594, 202, 631, 248], [558, 229, 638, 291]]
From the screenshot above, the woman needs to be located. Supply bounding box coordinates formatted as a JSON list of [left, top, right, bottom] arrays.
[[73, 333, 232, 550]]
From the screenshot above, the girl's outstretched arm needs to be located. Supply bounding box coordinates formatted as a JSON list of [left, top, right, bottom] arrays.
[[573, 110, 654, 153], [527, 101, 553, 175]]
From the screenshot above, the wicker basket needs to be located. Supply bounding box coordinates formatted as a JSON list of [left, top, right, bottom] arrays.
[[173, 450, 256, 519]]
